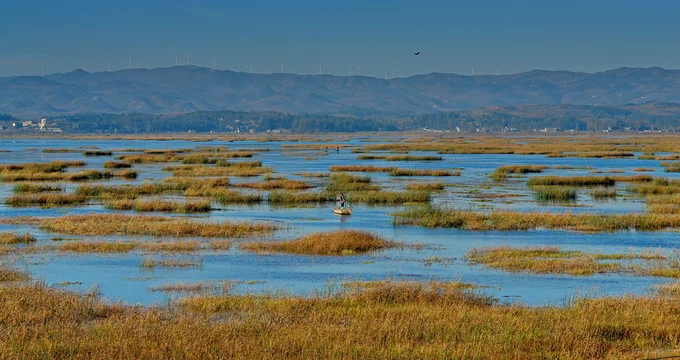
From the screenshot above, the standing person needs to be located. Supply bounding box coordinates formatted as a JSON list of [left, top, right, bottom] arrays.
[[339, 192, 346, 209]]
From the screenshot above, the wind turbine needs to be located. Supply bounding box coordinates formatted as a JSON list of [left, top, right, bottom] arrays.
[[349, 65, 352, 76], [319, 64, 323, 75], [281, 63, 284, 73], [250, 60, 255, 74], [213, 57, 217, 71], [129, 56, 132, 69], [175, 56, 178, 66], [185, 53, 191, 66]]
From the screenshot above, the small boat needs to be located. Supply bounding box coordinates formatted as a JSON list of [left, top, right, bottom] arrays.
[[333, 207, 352, 215]]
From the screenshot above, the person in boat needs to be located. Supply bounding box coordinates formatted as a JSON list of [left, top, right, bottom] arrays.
[[339, 192, 346, 209]]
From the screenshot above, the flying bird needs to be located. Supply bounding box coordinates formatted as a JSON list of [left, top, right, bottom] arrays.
[[414, 51, 420, 56]]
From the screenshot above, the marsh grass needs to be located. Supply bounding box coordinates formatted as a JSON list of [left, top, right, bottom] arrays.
[[5, 193, 87, 207], [164, 163, 271, 177], [3, 277, 680, 358], [531, 186, 577, 202], [389, 168, 458, 177], [149, 281, 236, 294], [103, 161, 131, 169], [528, 176, 615, 187], [406, 183, 445, 191], [76, 183, 189, 199], [633, 168, 655, 172], [40, 214, 276, 238], [13, 183, 62, 193], [357, 155, 443, 161], [82, 150, 112, 156], [0, 169, 113, 182], [591, 188, 617, 200], [393, 206, 680, 232], [490, 165, 548, 180], [325, 173, 378, 192], [240, 230, 392, 255], [141, 257, 203, 268], [293, 172, 330, 177], [0, 232, 36, 245], [233, 179, 313, 190], [466, 246, 667, 276], [0, 267, 29, 281], [330, 165, 394, 173], [105, 199, 212, 213]]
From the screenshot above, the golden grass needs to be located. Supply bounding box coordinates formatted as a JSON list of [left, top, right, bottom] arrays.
[[393, 206, 680, 232], [654, 281, 680, 296], [293, 172, 330, 177], [103, 161, 131, 169], [58, 241, 136, 253], [82, 150, 112, 156], [329, 165, 394, 173], [0, 232, 36, 245], [591, 188, 617, 200], [149, 281, 235, 293], [39, 214, 276, 238], [141, 257, 203, 268], [528, 176, 615, 186], [13, 182, 62, 193], [633, 168, 655, 172], [268, 192, 335, 204], [0, 160, 85, 172], [405, 183, 445, 191], [490, 164, 548, 180], [105, 199, 212, 213], [4, 278, 680, 358], [0, 268, 29, 281], [240, 230, 392, 255], [76, 182, 189, 199], [325, 173, 379, 192], [0, 169, 113, 182], [357, 155, 443, 161], [389, 168, 458, 176], [233, 179, 313, 190], [5, 193, 87, 207], [531, 186, 577, 202], [164, 163, 272, 177]]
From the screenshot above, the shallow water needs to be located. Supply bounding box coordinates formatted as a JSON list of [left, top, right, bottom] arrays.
[[1, 137, 678, 306]]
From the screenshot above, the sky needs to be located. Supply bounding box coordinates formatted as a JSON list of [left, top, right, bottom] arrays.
[[1, 0, 679, 77]]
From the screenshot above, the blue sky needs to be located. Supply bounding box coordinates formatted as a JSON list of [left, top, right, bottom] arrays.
[[1, 0, 678, 76]]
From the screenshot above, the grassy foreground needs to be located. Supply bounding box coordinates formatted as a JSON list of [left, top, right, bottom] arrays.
[[1, 279, 680, 359]]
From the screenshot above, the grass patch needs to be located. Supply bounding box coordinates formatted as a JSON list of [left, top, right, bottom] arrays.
[[528, 176, 615, 187], [0, 232, 36, 245], [240, 230, 392, 255], [389, 168, 458, 177], [358, 155, 443, 161], [83, 150, 112, 156], [141, 257, 203, 268], [103, 161, 132, 169], [406, 183, 445, 191], [233, 179, 313, 190], [39, 214, 276, 238], [13, 183, 62, 193], [490, 165, 548, 180], [330, 165, 394, 173], [5, 193, 87, 207], [591, 188, 617, 200], [76, 183, 189, 199], [531, 187, 577, 202], [104, 199, 212, 213], [393, 206, 680, 232]]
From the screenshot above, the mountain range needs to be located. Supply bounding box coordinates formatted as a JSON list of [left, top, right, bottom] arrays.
[[2, 66, 680, 116]]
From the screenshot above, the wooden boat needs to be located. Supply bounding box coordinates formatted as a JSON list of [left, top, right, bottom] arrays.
[[333, 207, 352, 215]]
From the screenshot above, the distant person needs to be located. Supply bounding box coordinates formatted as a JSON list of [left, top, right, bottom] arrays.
[[336, 146, 340, 153], [339, 192, 346, 209]]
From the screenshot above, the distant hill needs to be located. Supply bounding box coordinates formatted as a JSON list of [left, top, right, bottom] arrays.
[[3, 102, 676, 133], [3, 66, 680, 116]]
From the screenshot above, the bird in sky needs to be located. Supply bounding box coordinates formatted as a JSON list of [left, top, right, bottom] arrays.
[[414, 51, 420, 56]]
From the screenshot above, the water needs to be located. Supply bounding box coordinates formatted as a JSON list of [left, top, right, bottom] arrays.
[[1, 137, 678, 306]]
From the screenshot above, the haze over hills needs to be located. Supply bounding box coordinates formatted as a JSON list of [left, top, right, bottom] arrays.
[[2, 66, 680, 116]]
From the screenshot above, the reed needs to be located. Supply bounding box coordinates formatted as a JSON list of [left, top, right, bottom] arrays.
[[140, 257, 203, 268], [58, 241, 136, 253], [82, 150, 112, 156], [5, 193, 87, 207], [165, 164, 271, 177], [9, 278, 680, 358], [531, 186, 577, 202], [357, 155, 443, 161], [0, 160, 85, 173], [104, 199, 212, 213], [293, 172, 330, 177], [76, 183, 189, 199], [466, 246, 667, 276], [406, 183, 445, 191], [0, 232, 36, 245], [325, 173, 379, 192], [13, 183, 62, 193], [662, 162, 680, 172], [489, 165, 548, 180], [0, 268, 29, 281], [591, 188, 617, 200], [0, 169, 113, 182], [528, 176, 615, 186], [329, 165, 394, 173], [233, 179, 313, 190], [240, 230, 391, 255], [646, 204, 680, 214], [138, 240, 202, 252], [633, 168, 654, 172], [389, 168, 458, 177], [268, 192, 335, 204], [103, 161, 131, 169], [149, 281, 235, 294], [393, 206, 680, 232], [347, 190, 431, 204], [41, 148, 79, 153], [39, 214, 276, 238]]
